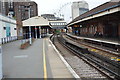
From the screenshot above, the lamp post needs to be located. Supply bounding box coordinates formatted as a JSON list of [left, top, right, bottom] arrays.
[[39, 26, 41, 38], [24, 5, 32, 45], [28, 7, 32, 45], [35, 26, 37, 39]]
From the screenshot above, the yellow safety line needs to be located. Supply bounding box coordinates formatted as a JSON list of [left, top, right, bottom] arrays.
[[43, 39, 47, 80]]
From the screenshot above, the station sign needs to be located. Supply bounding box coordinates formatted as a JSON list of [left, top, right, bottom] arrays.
[[74, 25, 79, 27]]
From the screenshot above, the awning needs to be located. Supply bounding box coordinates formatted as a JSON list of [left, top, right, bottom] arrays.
[[22, 16, 50, 27]]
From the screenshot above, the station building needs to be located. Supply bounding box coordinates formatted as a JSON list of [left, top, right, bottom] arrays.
[[41, 14, 67, 33], [68, 1, 120, 40], [0, 13, 17, 44], [11, 1, 38, 39], [22, 16, 51, 39]]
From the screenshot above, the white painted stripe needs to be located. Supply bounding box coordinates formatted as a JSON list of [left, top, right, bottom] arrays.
[[49, 39, 80, 79], [48, 45, 51, 47], [14, 55, 28, 58]]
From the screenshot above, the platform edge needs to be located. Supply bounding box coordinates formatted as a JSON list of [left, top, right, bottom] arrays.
[[49, 39, 80, 79]]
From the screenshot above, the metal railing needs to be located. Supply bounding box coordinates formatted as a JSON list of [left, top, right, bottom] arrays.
[[1, 36, 18, 44]]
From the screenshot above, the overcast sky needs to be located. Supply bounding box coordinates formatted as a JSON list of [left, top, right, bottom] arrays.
[[33, 0, 111, 22]]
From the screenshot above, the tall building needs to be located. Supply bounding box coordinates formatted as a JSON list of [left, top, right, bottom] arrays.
[[71, 0, 89, 19], [0, 0, 9, 15], [13, 1, 38, 21]]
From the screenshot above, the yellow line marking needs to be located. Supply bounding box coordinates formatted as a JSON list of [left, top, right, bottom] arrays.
[[43, 39, 47, 79], [91, 49, 98, 52]]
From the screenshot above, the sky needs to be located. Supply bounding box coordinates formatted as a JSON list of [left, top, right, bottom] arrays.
[[33, 0, 111, 22]]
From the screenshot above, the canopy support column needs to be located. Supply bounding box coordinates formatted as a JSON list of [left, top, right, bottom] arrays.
[[39, 26, 41, 38], [35, 26, 37, 39]]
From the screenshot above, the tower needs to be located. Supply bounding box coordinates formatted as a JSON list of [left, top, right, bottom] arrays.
[[71, 0, 89, 19]]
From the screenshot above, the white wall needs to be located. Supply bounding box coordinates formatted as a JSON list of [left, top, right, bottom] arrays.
[[10, 23, 17, 37], [0, 14, 17, 38]]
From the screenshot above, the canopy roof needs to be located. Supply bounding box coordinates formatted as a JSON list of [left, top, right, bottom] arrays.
[[22, 16, 50, 27]]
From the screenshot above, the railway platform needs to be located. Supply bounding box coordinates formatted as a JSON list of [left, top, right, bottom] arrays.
[[66, 33, 120, 45], [2, 36, 78, 79], [66, 33, 120, 53]]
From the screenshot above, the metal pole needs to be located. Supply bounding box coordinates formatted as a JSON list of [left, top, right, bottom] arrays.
[[28, 7, 32, 45]]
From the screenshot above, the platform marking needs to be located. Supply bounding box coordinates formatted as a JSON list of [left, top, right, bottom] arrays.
[[49, 39, 80, 79], [14, 55, 28, 58], [43, 39, 47, 79], [48, 45, 51, 47]]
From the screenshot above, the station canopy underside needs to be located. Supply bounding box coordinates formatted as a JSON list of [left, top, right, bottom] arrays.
[[22, 16, 51, 27], [51, 25, 67, 29]]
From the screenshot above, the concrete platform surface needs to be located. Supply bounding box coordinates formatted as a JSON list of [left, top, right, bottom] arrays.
[[2, 38, 74, 78]]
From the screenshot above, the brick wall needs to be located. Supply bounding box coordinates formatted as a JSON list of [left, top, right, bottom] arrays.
[[98, 23, 104, 34]]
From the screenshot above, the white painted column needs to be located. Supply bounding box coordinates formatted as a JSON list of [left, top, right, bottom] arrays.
[[39, 26, 41, 38], [35, 26, 37, 39], [28, 7, 32, 45]]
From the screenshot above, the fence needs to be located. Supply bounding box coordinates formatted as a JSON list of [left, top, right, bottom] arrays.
[[1, 36, 18, 44]]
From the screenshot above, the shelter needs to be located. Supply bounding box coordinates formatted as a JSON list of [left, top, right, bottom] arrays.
[[22, 16, 51, 38]]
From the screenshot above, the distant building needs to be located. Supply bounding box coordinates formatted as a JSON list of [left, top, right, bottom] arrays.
[[41, 14, 64, 21], [71, 0, 89, 19], [41, 14, 67, 33], [0, 0, 9, 16], [13, 1, 38, 21]]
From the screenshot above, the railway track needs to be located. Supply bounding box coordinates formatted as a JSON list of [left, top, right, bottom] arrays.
[[64, 34, 120, 60], [51, 34, 120, 80]]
